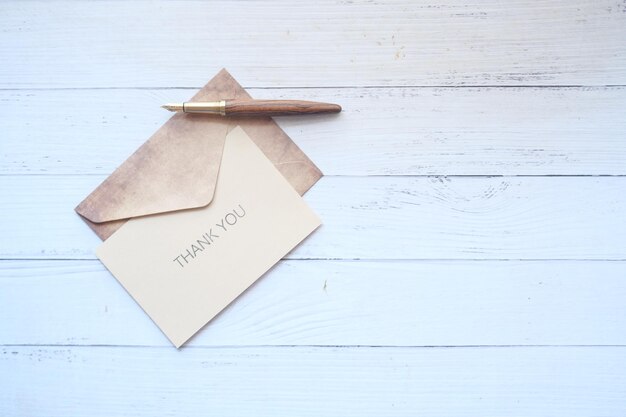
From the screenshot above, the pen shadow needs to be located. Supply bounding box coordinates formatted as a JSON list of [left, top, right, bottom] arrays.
[[181, 112, 342, 135], [272, 111, 343, 126]]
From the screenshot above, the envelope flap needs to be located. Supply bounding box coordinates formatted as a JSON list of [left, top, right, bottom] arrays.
[[76, 70, 244, 223], [76, 69, 323, 239]]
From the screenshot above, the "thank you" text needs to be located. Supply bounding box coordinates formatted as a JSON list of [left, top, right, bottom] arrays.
[[172, 204, 246, 268]]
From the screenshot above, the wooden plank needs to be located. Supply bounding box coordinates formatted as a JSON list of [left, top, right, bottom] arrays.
[[1, 0, 625, 88], [2, 260, 626, 347], [1, 176, 625, 260], [2, 345, 626, 416], [4, 86, 626, 176]]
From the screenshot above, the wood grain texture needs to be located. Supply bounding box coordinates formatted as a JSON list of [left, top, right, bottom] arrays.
[[1, 0, 625, 88], [3, 0, 626, 415], [2, 346, 626, 417], [3, 87, 626, 176], [2, 260, 626, 347], [224, 99, 341, 116], [2, 175, 625, 260]]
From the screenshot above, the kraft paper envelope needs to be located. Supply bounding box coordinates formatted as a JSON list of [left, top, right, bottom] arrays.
[[75, 69, 322, 239]]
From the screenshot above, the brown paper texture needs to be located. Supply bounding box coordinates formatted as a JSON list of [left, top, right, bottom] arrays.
[[75, 69, 322, 240]]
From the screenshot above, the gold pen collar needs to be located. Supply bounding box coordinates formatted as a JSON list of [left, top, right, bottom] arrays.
[[182, 101, 226, 115]]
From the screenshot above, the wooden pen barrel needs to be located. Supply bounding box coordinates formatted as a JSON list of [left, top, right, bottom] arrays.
[[225, 99, 342, 116]]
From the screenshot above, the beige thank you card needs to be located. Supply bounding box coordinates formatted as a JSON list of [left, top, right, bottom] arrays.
[[96, 126, 321, 347]]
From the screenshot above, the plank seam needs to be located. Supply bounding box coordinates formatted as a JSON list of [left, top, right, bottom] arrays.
[[0, 85, 625, 91], [5, 174, 626, 178], [3, 258, 626, 262], [3, 344, 626, 349]]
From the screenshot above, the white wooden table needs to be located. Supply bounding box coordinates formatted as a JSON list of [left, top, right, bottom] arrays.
[[2, 1, 626, 415]]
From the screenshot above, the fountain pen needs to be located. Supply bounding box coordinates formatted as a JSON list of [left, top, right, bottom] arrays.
[[162, 99, 341, 117]]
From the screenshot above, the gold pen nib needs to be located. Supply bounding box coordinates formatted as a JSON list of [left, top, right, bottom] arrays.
[[161, 103, 183, 112]]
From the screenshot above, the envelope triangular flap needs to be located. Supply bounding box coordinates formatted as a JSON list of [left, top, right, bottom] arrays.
[[75, 69, 323, 240]]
